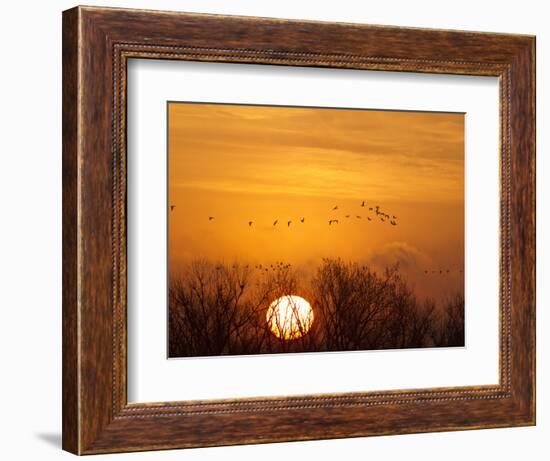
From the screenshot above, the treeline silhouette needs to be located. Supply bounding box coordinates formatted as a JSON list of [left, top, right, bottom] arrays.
[[168, 258, 464, 358]]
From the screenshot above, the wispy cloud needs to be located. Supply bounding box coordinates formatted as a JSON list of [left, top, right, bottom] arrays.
[[169, 103, 464, 203], [368, 241, 431, 271]]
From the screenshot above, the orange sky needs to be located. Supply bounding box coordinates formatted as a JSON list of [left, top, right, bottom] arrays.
[[168, 102, 464, 303]]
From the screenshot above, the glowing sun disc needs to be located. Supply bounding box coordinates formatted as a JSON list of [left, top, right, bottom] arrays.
[[266, 295, 314, 340]]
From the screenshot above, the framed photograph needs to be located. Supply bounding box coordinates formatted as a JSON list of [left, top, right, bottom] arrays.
[[62, 6, 535, 455]]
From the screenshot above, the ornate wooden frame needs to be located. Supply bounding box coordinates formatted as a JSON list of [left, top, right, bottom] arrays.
[[62, 5, 535, 455]]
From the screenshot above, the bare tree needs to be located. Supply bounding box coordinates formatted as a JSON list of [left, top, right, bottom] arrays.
[[431, 292, 465, 347], [169, 260, 259, 356], [310, 259, 438, 351]]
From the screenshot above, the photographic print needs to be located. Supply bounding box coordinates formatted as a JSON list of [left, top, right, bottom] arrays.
[[168, 102, 465, 358]]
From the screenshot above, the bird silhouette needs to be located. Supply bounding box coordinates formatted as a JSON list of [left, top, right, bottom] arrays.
[[345, 215, 350, 218], [369, 207, 373, 211], [208, 216, 214, 220], [248, 221, 254, 227], [329, 219, 339, 225], [273, 220, 278, 226], [367, 217, 372, 221], [356, 215, 361, 219], [333, 206, 338, 210], [381, 218, 385, 222], [361, 201, 365, 207], [300, 217, 305, 223], [392, 215, 397, 219], [287, 221, 292, 227], [170, 205, 176, 211], [390, 220, 397, 226]]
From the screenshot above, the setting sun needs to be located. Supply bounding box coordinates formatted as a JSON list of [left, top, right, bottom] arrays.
[[266, 295, 314, 340]]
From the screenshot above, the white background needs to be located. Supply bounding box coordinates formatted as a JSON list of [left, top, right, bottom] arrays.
[[128, 61, 499, 402], [0, 0, 546, 460]]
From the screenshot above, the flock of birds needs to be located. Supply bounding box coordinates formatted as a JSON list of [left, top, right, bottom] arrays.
[[170, 201, 399, 228], [209, 261, 292, 278], [170, 201, 465, 277], [424, 269, 463, 275]]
